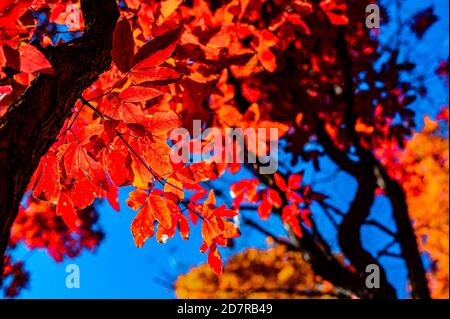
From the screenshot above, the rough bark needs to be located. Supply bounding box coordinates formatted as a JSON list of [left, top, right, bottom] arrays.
[[317, 119, 430, 298], [333, 31, 397, 299], [377, 162, 431, 299], [331, 30, 428, 299], [0, 0, 119, 280]]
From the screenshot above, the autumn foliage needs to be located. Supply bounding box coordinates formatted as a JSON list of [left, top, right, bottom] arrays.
[[401, 115, 449, 299], [177, 116, 449, 299], [0, 0, 448, 299], [175, 244, 339, 298]]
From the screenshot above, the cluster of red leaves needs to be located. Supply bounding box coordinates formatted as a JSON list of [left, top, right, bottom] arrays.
[[3, 0, 426, 278], [230, 172, 326, 238], [9, 197, 104, 262], [2, 195, 102, 297], [0, 0, 248, 275], [0, 0, 62, 116], [0, 0, 348, 276], [197, 190, 240, 275], [2, 255, 29, 298]]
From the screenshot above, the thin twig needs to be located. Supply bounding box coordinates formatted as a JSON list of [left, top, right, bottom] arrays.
[[364, 219, 398, 239]]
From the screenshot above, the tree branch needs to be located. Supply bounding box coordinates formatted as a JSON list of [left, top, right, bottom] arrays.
[[376, 163, 431, 298], [315, 119, 358, 177], [245, 165, 376, 299], [331, 28, 429, 298], [364, 219, 398, 239], [333, 30, 396, 298]]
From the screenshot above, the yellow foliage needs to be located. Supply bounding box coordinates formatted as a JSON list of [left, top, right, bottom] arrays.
[[175, 245, 337, 299], [401, 116, 449, 298]]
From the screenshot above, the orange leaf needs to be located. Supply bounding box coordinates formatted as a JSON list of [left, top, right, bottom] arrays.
[[131, 200, 155, 247], [274, 173, 288, 191], [164, 177, 184, 200], [160, 0, 183, 19], [18, 43, 53, 74], [130, 153, 154, 189], [258, 196, 273, 220], [148, 195, 175, 228], [66, 172, 99, 210], [202, 220, 219, 246], [288, 173, 303, 190], [62, 142, 107, 189], [105, 146, 133, 187], [324, 11, 348, 25], [106, 184, 120, 211], [126, 189, 148, 210], [0, 1, 32, 27], [176, 161, 219, 184], [208, 244, 222, 276], [202, 190, 216, 219], [130, 66, 180, 85], [146, 141, 174, 178], [133, 26, 183, 69], [119, 86, 162, 102], [177, 214, 190, 240], [32, 151, 60, 201], [147, 111, 181, 135], [57, 193, 78, 232]]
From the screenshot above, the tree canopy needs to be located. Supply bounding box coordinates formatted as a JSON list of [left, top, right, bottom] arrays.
[[0, 0, 448, 299]]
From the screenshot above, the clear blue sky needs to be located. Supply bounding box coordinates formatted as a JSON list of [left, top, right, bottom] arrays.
[[9, 0, 449, 299]]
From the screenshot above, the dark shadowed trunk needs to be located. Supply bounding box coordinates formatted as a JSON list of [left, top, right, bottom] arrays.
[[0, 0, 119, 281]]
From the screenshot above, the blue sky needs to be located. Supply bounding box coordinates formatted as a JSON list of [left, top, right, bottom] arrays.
[[8, 0, 449, 299]]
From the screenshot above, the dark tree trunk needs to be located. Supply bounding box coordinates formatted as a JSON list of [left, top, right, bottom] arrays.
[[0, 0, 119, 281], [377, 163, 431, 299]]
